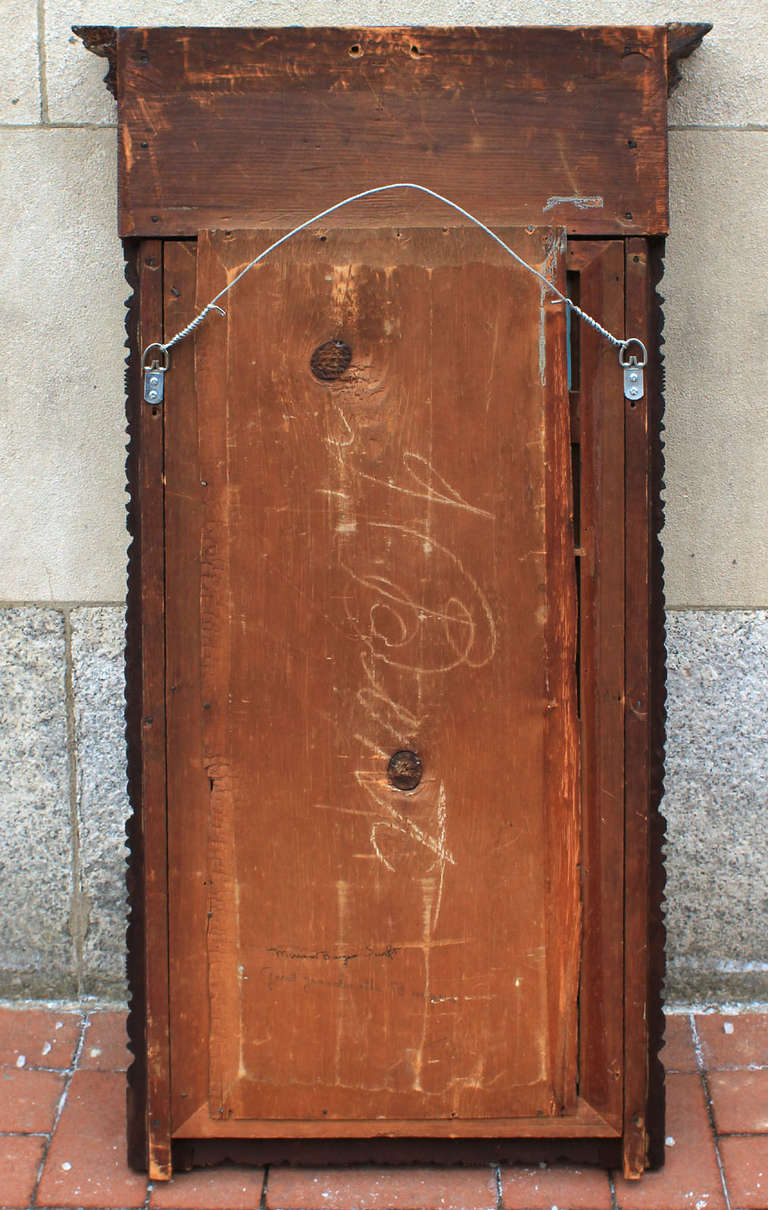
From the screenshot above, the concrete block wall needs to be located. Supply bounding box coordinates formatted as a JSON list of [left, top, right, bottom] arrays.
[[0, 1, 766, 1006]]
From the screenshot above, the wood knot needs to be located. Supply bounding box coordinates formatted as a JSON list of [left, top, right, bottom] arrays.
[[310, 339, 352, 381]]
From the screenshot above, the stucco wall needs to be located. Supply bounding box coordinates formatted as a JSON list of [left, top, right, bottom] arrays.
[[0, 1, 766, 1005]]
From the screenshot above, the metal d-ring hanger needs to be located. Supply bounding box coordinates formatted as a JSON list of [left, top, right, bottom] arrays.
[[141, 182, 647, 406], [619, 337, 649, 403]]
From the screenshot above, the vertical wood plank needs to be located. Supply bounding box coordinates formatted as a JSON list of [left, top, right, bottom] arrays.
[[623, 238, 652, 1178], [137, 240, 171, 1180], [543, 232, 582, 1114], [568, 241, 626, 1131], [162, 241, 211, 1135]]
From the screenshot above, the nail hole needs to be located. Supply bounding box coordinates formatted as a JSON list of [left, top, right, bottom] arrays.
[[348, 43, 362, 57], [140, 140, 148, 148], [625, 211, 633, 220], [410, 44, 422, 57]]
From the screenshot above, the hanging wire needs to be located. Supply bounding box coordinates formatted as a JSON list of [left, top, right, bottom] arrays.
[[149, 182, 639, 368]]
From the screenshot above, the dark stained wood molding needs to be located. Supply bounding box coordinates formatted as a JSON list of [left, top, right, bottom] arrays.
[[72, 25, 117, 98], [646, 237, 669, 1170], [622, 237, 668, 1178], [173, 1135, 625, 1170], [124, 240, 172, 1179], [666, 22, 713, 92], [123, 238, 146, 1172]]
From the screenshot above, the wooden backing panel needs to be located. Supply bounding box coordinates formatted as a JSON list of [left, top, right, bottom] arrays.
[[162, 241, 211, 1135], [622, 239, 653, 1178], [116, 26, 669, 238], [568, 241, 626, 1130], [192, 225, 580, 1127], [174, 1098, 620, 1140], [134, 241, 171, 1180]]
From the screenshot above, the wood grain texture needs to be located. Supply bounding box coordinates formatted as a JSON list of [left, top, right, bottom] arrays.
[[186, 224, 581, 1131], [174, 1098, 619, 1140], [542, 242, 581, 1119], [116, 26, 669, 238], [568, 241, 626, 1132], [622, 239, 654, 1179], [162, 241, 211, 1137]]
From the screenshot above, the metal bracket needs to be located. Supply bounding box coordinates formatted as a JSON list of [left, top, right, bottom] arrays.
[[142, 343, 169, 405], [619, 339, 648, 402]]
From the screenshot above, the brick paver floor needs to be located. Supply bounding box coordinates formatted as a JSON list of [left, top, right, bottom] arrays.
[[0, 1006, 766, 1209]]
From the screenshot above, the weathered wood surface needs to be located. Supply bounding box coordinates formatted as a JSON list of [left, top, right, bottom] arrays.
[[568, 240, 626, 1133], [162, 241, 212, 1138], [173, 1098, 619, 1140], [116, 26, 669, 238], [170, 224, 582, 1130]]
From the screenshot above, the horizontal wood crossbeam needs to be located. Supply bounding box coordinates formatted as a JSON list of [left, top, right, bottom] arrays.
[[104, 26, 674, 238]]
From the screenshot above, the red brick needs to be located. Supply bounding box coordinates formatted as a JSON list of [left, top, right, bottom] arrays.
[[695, 1013, 768, 1070], [265, 1165, 498, 1209], [501, 1162, 612, 1208], [613, 1072, 726, 1209], [36, 1069, 148, 1208], [0, 1067, 65, 1132], [719, 1135, 768, 1209], [150, 1166, 265, 1208], [0, 1133, 46, 1209], [80, 1011, 131, 1071], [710, 1069, 768, 1135], [0, 1007, 81, 1070], [663, 1013, 698, 1073]]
